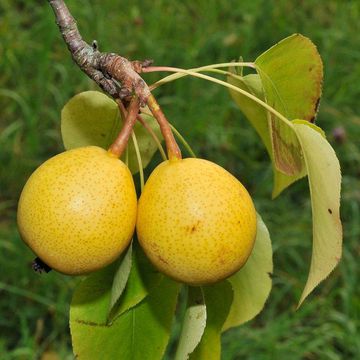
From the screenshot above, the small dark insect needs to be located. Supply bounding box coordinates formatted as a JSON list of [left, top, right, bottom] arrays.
[[32, 257, 52, 274]]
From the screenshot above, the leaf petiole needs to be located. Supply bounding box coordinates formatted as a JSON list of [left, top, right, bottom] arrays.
[[169, 123, 197, 158], [144, 61, 255, 86], [131, 131, 144, 191], [149, 67, 291, 126]]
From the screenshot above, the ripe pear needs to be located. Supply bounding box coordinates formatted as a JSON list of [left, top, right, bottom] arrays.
[[136, 158, 257, 285], [17, 146, 137, 275]]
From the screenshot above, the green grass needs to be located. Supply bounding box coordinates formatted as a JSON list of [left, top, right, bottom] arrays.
[[1, 0, 359, 358]]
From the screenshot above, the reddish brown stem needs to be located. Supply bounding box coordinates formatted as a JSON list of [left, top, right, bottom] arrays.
[[108, 98, 140, 157], [116, 101, 167, 160], [147, 94, 182, 160]]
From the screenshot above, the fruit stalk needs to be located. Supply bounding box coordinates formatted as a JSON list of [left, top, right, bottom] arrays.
[[147, 94, 182, 160], [108, 98, 140, 158], [117, 100, 167, 161]]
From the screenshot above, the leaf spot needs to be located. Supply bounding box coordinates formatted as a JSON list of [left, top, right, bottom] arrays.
[[328, 208, 333, 214]]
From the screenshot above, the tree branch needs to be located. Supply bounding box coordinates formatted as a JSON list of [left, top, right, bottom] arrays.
[[48, 0, 151, 105], [48, 0, 182, 159]]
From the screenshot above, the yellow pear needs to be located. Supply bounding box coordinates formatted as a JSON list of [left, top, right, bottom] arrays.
[[136, 158, 257, 285], [17, 146, 137, 275]]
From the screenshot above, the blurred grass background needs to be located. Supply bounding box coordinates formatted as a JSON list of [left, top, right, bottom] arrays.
[[0, 0, 359, 359]]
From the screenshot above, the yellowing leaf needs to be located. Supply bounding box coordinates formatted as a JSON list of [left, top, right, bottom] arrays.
[[230, 34, 323, 196], [223, 214, 273, 331], [292, 119, 326, 138], [228, 73, 271, 153], [255, 34, 323, 189], [267, 113, 303, 176], [228, 73, 306, 198], [255, 34, 323, 122], [175, 287, 207, 360], [293, 123, 342, 306]]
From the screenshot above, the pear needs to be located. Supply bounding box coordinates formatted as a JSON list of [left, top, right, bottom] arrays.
[[17, 146, 137, 275], [136, 158, 257, 285]]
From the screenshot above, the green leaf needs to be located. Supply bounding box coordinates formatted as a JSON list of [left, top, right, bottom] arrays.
[[70, 264, 117, 326], [230, 34, 323, 196], [109, 243, 133, 314], [61, 91, 121, 151], [228, 73, 306, 198], [175, 287, 206, 360], [190, 282, 233, 360], [61, 91, 161, 173], [255, 34, 323, 122], [109, 243, 163, 322], [255, 34, 322, 191], [293, 123, 342, 306], [71, 274, 179, 360], [223, 214, 273, 331]]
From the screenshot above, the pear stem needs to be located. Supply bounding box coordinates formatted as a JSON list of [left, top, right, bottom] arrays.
[[147, 94, 182, 160], [108, 98, 140, 158], [116, 100, 167, 161]]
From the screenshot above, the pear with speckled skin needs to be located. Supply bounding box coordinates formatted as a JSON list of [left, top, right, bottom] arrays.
[[17, 146, 137, 275], [136, 158, 257, 285]]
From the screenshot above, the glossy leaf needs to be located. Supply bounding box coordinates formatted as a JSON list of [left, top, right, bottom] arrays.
[[61, 91, 161, 173], [175, 287, 206, 360], [190, 282, 233, 360], [293, 123, 342, 306], [71, 268, 179, 360], [223, 214, 273, 331]]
